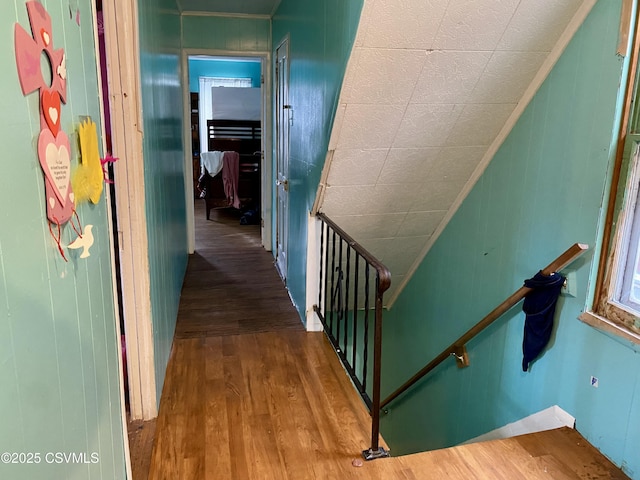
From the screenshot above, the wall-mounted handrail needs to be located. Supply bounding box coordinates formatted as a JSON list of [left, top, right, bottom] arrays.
[[380, 243, 588, 411], [314, 212, 391, 460]]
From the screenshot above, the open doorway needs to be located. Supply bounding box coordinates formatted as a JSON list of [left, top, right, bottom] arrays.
[[185, 54, 271, 252]]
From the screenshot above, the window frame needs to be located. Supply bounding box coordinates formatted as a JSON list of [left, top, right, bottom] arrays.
[[581, 14, 640, 344]]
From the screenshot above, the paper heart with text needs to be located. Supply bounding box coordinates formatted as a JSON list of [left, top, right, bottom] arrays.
[[15, 0, 73, 225]]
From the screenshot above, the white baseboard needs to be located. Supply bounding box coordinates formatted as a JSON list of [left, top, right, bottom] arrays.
[[461, 405, 575, 445]]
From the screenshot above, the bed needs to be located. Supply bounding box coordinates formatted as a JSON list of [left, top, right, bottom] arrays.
[[198, 119, 261, 220]]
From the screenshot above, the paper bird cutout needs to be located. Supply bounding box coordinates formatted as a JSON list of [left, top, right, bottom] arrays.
[[68, 224, 94, 258]]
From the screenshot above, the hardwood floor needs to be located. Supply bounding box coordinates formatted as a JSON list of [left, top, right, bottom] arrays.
[[128, 418, 156, 480], [140, 201, 629, 479], [175, 204, 303, 339]]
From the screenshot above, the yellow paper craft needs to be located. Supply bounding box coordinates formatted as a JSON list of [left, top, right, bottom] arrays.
[[72, 118, 103, 204]]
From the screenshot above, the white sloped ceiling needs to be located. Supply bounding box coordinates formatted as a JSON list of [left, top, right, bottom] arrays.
[[318, 0, 595, 303]]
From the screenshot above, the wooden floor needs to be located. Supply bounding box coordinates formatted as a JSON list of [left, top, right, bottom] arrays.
[[138, 201, 629, 479], [175, 204, 303, 339], [128, 418, 156, 480]]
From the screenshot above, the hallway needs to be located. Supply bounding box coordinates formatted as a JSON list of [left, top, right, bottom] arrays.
[[146, 202, 378, 479]]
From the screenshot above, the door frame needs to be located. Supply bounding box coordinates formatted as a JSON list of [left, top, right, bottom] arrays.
[[274, 35, 290, 280], [100, 0, 157, 425], [181, 49, 273, 254]]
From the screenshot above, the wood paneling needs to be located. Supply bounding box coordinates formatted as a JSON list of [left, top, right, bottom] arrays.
[[137, 0, 187, 403], [181, 16, 270, 51], [0, 1, 126, 478]]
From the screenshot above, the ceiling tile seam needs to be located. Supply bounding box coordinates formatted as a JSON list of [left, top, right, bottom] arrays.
[[369, 99, 413, 163], [370, 146, 392, 186], [452, 48, 506, 116], [364, 234, 432, 243], [430, 0, 455, 50], [374, 147, 443, 186], [350, 47, 556, 55], [493, 0, 526, 50], [339, 100, 523, 107], [400, 48, 441, 111], [382, 62, 467, 151]]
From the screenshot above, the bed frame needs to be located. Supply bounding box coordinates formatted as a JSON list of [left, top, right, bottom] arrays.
[[201, 119, 261, 220]]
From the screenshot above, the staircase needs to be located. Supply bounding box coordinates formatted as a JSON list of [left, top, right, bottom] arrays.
[[366, 427, 629, 479]]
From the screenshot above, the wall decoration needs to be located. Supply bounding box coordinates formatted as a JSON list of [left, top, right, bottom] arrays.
[[68, 225, 94, 258], [42, 89, 61, 135], [72, 118, 104, 204], [15, 1, 82, 260], [101, 154, 118, 184]]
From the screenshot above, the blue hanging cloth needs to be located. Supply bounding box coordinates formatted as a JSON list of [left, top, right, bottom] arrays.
[[521, 271, 565, 372]]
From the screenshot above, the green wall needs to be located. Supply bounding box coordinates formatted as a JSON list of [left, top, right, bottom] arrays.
[[182, 15, 270, 51], [271, 0, 363, 321], [0, 1, 126, 479], [137, 0, 188, 403], [188, 58, 261, 91], [380, 1, 640, 476]]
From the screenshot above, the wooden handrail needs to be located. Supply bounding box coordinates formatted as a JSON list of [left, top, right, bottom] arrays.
[[380, 243, 589, 410]]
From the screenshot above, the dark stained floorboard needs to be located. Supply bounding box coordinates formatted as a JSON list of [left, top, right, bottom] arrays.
[[175, 201, 303, 339]]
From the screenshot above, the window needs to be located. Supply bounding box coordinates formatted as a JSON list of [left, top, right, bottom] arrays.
[[583, 44, 640, 342], [597, 136, 640, 332]]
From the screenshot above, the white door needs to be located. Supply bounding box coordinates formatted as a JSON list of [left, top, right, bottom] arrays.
[[275, 38, 290, 280]]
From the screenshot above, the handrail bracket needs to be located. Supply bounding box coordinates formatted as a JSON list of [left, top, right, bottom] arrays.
[[451, 345, 469, 368]]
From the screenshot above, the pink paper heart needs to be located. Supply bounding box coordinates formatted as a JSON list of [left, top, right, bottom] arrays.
[[38, 129, 71, 205], [42, 90, 61, 136]]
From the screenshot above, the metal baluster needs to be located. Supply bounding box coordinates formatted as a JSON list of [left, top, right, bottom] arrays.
[[336, 238, 344, 345], [318, 220, 325, 317], [369, 273, 384, 456], [362, 263, 370, 393], [344, 245, 351, 356], [323, 223, 331, 327], [329, 230, 337, 332], [352, 254, 360, 379]]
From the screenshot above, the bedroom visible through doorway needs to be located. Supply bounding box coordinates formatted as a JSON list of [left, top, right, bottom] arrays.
[[185, 55, 269, 251]]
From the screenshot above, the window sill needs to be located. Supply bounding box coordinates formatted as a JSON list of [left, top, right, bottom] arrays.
[[579, 311, 640, 346]]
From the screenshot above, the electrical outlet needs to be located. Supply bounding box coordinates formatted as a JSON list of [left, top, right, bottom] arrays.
[[562, 271, 577, 297], [590, 376, 599, 388]]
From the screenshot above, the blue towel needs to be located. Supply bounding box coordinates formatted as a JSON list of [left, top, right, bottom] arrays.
[[522, 271, 565, 372]]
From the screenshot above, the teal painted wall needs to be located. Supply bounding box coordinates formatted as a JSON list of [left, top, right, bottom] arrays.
[[0, 1, 126, 479], [272, 0, 363, 321], [380, 1, 640, 477], [181, 15, 270, 51], [137, 0, 188, 402], [188, 58, 261, 91]]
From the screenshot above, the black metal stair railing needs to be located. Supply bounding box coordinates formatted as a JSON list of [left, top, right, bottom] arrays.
[[313, 212, 391, 461]]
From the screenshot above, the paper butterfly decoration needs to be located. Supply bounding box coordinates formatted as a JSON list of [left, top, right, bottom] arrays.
[[15, 1, 82, 260]]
